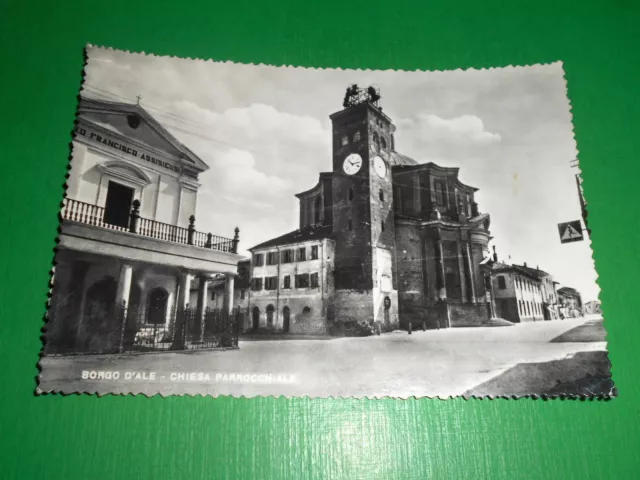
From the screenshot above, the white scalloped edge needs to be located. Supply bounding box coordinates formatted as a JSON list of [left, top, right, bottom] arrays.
[[35, 44, 616, 401]]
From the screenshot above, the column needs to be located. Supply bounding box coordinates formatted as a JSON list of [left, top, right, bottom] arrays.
[[115, 264, 133, 308], [171, 272, 192, 350], [57, 260, 90, 352], [115, 263, 133, 353], [196, 275, 209, 342], [412, 175, 421, 215], [223, 272, 235, 315], [434, 232, 447, 300], [464, 242, 477, 303], [456, 241, 466, 302]]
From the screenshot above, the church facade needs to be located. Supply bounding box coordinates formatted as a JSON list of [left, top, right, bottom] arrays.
[[247, 86, 492, 334], [45, 97, 243, 354]]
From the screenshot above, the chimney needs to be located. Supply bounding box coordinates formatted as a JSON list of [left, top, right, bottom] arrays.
[[492, 245, 498, 262], [524, 262, 527, 268]]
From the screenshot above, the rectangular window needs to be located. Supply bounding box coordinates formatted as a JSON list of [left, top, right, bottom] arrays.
[[252, 278, 263, 291], [310, 272, 319, 288], [253, 253, 264, 266], [240, 289, 245, 300], [265, 276, 278, 290], [348, 219, 353, 230], [281, 249, 293, 263], [266, 252, 278, 265], [341, 136, 348, 146], [393, 185, 404, 215], [297, 247, 306, 261], [295, 273, 310, 288], [210, 291, 215, 301], [348, 188, 354, 202], [497, 276, 506, 290], [311, 245, 319, 260], [434, 180, 444, 205], [283, 275, 291, 289]]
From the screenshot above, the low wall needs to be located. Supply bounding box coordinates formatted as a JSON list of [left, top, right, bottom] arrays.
[[448, 303, 489, 327]]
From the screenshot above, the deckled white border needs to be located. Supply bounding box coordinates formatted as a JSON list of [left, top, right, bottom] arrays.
[[36, 44, 615, 401]]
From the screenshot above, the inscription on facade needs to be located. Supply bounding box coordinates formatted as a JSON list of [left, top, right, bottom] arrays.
[[74, 126, 181, 173]]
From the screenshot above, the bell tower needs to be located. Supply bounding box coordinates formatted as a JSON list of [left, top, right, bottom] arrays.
[[329, 85, 399, 331]]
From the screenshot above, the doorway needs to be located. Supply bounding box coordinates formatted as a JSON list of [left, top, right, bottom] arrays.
[[282, 306, 290, 333], [252, 306, 260, 330], [266, 304, 275, 328], [147, 288, 168, 325], [104, 181, 134, 229], [383, 295, 391, 327]]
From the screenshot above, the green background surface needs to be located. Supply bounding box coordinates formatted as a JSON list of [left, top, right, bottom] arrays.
[[1, 0, 639, 478]]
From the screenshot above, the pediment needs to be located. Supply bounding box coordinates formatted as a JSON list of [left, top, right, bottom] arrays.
[[77, 97, 208, 172]]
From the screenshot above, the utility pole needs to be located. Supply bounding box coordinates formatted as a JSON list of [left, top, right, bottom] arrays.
[[570, 158, 591, 238]]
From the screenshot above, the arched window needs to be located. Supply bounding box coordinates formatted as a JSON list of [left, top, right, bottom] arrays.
[[147, 287, 168, 325], [380, 136, 387, 151], [353, 131, 361, 142], [302, 306, 311, 314]]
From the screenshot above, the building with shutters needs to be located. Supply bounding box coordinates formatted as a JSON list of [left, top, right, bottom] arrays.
[[246, 86, 493, 335], [491, 263, 561, 322], [557, 286, 584, 318]]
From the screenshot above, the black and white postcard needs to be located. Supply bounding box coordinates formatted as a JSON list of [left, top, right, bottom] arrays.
[[38, 46, 614, 398]]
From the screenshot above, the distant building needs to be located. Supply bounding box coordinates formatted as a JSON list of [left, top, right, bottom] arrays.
[[583, 300, 602, 315], [557, 287, 583, 318], [511, 263, 560, 320], [249, 227, 335, 334], [491, 262, 546, 322], [189, 259, 251, 328], [246, 86, 493, 335]]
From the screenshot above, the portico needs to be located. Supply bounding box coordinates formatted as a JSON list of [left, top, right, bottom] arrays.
[[44, 96, 243, 355]]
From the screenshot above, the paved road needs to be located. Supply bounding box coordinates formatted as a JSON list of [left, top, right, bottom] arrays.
[[39, 316, 608, 398]]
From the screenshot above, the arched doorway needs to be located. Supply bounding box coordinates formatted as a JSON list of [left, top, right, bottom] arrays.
[[147, 288, 168, 325], [83, 276, 118, 351], [266, 304, 275, 328], [282, 306, 290, 333], [84, 276, 118, 332], [252, 306, 260, 330], [383, 296, 391, 327]]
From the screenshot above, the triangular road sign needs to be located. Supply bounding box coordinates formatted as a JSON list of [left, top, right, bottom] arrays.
[[562, 224, 582, 240], [558, 220, 584, 244]]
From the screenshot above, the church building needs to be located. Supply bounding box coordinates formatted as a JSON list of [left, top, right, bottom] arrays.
[[247, 86, 493, 334], [45, 97, 243, 354]]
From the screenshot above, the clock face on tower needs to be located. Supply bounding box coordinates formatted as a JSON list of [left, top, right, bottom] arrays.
[[373, 155, 387, 178], [343, 153, 363, 175]]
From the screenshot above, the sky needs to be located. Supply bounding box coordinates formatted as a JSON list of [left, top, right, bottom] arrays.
[[81, 46, 601, 303]]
